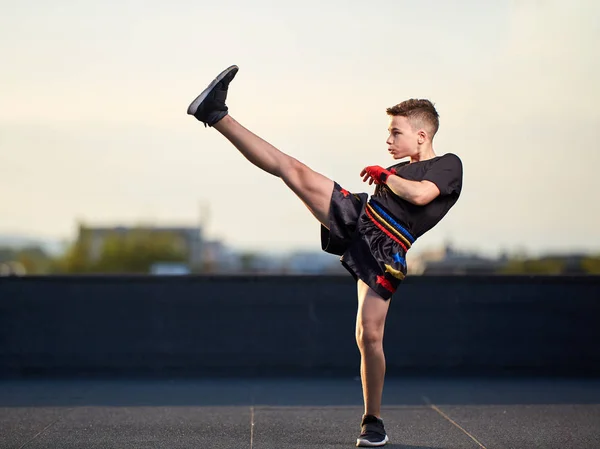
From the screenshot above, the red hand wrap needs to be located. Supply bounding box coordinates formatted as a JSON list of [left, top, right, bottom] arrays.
[[365, 165, 395, 183]]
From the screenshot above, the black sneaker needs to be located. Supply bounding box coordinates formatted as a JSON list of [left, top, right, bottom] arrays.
[[356, 414, 389, 447], [187, 65, 239, 127]]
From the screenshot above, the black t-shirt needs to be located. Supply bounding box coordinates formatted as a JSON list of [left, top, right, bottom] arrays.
[[371, 153, 463, 239]]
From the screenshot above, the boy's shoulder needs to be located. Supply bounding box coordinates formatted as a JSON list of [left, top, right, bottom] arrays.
[[436, 152, 461, 163], [430, 153, 463, 171]]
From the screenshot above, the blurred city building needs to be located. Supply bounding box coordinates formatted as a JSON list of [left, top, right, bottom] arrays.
[[1, 230, 599, 276], [407, 244, 507, 275]]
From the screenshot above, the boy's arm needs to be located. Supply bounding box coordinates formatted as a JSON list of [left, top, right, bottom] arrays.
[[361, 165, 440, 206], [385, 176, 440, 206]]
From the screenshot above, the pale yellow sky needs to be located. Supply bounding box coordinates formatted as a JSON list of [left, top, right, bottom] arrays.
[[1, 0, 599, 256]]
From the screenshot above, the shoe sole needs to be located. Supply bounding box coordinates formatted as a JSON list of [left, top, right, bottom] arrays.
[[186, 65, 239, 115], [356, 435, 389, 447]]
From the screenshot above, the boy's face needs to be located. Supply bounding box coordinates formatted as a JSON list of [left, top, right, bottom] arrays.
[[386, 115, 420, 159]]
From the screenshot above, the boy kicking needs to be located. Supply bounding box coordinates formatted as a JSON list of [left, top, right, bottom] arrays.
[[187, 65, 463, 447]]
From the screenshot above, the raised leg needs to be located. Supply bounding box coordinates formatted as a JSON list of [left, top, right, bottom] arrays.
[[213, 115, 334, 227]]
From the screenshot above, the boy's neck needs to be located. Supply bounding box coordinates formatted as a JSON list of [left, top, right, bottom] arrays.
[[410, 145, 436, 163]]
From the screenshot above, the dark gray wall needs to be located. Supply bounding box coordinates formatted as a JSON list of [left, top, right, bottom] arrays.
[[1, 275, 599, 378]]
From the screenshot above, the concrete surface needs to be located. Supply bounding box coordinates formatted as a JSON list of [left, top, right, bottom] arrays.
[[1, 377, 599, 448]]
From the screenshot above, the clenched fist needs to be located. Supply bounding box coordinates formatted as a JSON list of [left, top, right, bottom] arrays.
[[360, 165, 396, 185]]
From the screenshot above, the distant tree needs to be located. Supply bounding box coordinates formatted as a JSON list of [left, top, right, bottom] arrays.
[[499, 257, 566, 274], [581, 256, 600, 274], [93, 230, 186, 273], [0, 246, 55, 274], [15, 246, 55, 274], [55, 231, 94, 273], [56, 229, 187, 274]]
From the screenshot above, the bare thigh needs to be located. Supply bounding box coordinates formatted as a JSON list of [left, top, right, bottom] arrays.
[[280, 157, 334, 228], [356, 279, 390, 342]]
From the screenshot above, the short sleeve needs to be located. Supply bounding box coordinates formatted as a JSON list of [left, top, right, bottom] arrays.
[[423, 153, 463, 196]]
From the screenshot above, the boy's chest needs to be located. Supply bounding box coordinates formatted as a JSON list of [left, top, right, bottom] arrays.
[[394, 162, 431, 182]]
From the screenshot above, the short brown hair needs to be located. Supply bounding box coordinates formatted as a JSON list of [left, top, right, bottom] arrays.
[[387, 99, 439, 138]]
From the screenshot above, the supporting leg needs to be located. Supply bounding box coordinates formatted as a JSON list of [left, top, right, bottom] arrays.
[[355, 279, 390, 418]]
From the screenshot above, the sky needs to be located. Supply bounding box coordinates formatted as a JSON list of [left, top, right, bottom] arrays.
[[1, 0, 599, 257]]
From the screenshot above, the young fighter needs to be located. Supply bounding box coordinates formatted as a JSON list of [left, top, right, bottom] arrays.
[[187, 65, 463, 447]]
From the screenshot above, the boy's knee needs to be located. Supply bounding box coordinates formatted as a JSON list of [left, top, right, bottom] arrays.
[[282, 157, 307, 178], [356, 324, 383, 349], [281, 158, 312, 189]]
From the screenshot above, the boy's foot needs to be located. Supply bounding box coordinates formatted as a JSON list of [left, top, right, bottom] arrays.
[[356, 415, 389, 447], [187, 65, 239, 127]]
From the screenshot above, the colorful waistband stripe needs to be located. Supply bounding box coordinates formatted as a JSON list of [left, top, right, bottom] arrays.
[[369, 201, 415, 244], [366, 202, 415, 249], [365, 205, 410, 252]]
